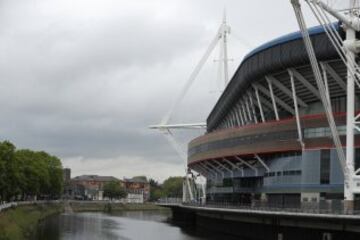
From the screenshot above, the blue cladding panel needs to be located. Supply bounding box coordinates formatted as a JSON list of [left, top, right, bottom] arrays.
[[263, 155, 302, 186], [330, 149, 344, 184], [301, 150, 321, 185]]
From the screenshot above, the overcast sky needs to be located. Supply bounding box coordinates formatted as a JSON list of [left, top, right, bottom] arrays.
[[0, 0, 333, 181]]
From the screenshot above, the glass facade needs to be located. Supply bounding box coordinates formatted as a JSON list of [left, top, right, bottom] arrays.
[[304, 125, 348, 138], [320, 149, 331, 185]]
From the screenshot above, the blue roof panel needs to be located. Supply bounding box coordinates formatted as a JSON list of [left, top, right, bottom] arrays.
[[243, 23, 339, 61]]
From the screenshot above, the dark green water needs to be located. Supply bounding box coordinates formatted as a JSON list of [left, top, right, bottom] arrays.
[[35, 210, 240, 240]]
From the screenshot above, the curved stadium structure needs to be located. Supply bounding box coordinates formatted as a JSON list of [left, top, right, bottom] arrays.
[[188, 24, 360, 207]]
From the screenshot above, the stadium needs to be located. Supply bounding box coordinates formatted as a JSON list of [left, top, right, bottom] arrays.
[[187, 23, 360, 207]]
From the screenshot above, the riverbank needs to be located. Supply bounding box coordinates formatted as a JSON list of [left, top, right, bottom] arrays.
[[0, 203, 63, 240], [69, 201, 165, 212]]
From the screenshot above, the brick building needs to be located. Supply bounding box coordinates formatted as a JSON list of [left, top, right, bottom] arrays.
[[71, 175, 121, 200]]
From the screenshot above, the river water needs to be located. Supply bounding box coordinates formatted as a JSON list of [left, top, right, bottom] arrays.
[[35, 210, 241, 240]]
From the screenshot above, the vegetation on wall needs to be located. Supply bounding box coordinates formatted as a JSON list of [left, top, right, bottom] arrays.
[[0, 203, 63, 240]]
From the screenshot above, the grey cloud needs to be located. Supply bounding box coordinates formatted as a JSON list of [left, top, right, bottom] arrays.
[[0, 0, 320, 181]]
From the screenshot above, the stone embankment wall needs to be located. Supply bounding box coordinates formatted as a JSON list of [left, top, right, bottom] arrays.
[[0, 202, 63, 240]]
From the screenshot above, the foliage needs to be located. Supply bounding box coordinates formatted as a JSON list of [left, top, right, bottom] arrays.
[[161, 176, 183, 198], [150, 188, 163, 201], [149, 178, 158, 186], [148, 177, 185, 201], [149, 178, 162, 201], [0, 141, 64, 201], [0, 141, 17, 201], [103, 181, 127, 200]]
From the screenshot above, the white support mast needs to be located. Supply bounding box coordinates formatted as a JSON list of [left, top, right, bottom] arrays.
[[150, 13, 232, 203], [291, 0, 360, 207], [345, 0, 357, 203], [222, 9, 231, 85]]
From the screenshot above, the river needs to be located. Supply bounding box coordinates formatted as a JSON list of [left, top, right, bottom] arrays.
[[35, 210, 242, 240]]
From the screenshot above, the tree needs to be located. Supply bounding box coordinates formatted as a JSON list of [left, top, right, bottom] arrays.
[[15, 150, 41, 198], [162, 177, 183, 198], [0, 141, 64, 201], [14, 149, 64, 200], [38, 151, 63, 197], [149, 178, 162, 201], [0, 141, 17, 201], [103, 181, 127, 200]]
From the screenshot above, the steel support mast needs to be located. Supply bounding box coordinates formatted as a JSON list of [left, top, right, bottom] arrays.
[[345, 11, 356, 203], [291, 0, 360, 207], [150, 12, 232, 203]]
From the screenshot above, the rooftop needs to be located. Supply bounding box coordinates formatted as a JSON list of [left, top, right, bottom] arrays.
[[72, 175, 120, 182]]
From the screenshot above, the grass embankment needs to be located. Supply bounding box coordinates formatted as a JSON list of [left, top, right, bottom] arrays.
[[70, 202, 165, 212], [0, 203, 63, 240]]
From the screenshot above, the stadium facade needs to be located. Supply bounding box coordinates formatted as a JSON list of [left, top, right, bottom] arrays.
[[188, 24, 360, 207]]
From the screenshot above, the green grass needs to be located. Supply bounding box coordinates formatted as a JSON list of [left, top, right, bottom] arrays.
[[0, 203, 63, 240]]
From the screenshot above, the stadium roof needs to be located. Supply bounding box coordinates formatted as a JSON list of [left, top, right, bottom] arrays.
[[206, 23, 342, 131]]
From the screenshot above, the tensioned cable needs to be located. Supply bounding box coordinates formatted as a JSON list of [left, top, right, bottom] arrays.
[[309, 0, 360, 88], [291, 1, 348, 178], [308, 1, 346, 57], [307, 1, 360, 88], [230, 30, 255, 50], [309, 2, 347, 63]]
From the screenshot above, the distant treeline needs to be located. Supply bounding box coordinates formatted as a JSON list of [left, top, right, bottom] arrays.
[[149, 176, 183, 201], [0, 141, 63, 202]]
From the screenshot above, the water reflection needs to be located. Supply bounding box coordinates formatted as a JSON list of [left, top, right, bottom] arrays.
[[36, 210, 241, 240]]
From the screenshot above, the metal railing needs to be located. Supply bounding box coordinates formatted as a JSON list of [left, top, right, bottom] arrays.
[[157, 198, 183, 205], [182, 200, 360, 216], [0, 200, 60, 212]]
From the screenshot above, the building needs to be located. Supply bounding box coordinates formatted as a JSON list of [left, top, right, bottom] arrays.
[[66, 174, 150, 202], [124, 177, 150, 203], [63, 168, 71, 183], [63, 168, 72, 198], [71, 175, 121, 200], [188, 24, 360, 207]]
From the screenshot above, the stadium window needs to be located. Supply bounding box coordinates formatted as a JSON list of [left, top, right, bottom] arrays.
[[337, 126, 347, 135], [355, 148, 360, 172], [320, 149, 331, 184]]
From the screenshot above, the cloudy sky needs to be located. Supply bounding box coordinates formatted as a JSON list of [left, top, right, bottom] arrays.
[[0, 0, 333, 181]]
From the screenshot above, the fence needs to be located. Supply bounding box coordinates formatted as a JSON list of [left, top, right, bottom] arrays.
[[157, 198, 183, 204], [183, 200, 360, 215], [0, 200, 60, 212]]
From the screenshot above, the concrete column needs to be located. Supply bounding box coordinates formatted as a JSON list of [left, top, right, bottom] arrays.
[[260, 193, 268, 206], [344, 200, 354, 213]]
